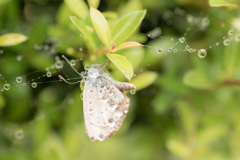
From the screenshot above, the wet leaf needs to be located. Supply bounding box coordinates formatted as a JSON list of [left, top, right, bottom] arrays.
[[209, 0, 239, 8], [87, 0, 100, 9], [223, 38, 240, 77], [111, 41, 144, 52], [183, 69, 213, 89], [130, 72, 158, 91], [70, 16, 96, 49], [111, 10, 146, 46], [64, 0, 88, 19], [106, 54, 133, 81], [0, 33, 28, 47], [90, 7, 111, 48]]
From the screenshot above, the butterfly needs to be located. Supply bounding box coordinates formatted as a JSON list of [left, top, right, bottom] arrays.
[[59, 56, 136, 141]]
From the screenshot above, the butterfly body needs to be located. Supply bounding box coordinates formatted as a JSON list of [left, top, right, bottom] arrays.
[[82, 65, 135, 141]]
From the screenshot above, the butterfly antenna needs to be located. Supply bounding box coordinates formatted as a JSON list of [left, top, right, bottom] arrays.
[[99, 59, 109, 72], [62, 55, 82, 76], [58, 75, 81, 84]]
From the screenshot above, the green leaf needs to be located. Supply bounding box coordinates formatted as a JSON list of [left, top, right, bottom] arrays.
[[223, 36, 240, 77], [64, 0, 88, 19], [111, 10, 146, 46], [90, 7, 111, 48], [111, 41, 144, 52], [166, 139, 189, 159], [183, 69, 213, 89], [87, 0, 100, 9], [209, 0, 239, 8], [106, 54, 133, 81], [70, 16, 96, 49], [130, 72, 158, 91], [0, 33, 28, 47]]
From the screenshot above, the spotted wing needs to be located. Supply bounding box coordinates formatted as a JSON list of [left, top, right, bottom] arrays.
[[83, 78, 131, 141]]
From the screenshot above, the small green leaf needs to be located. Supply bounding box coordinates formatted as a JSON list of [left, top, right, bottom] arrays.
[[106, 54, 133, 81], [111, 10, 146, 46], [183, 69, 213, 89], [111, 41, 144, 52], [0, 33, 28, 47], [209, 0, 238, 8], [130, 72, 158, 91], [90, 7, 111, 48], [223, 36, 240, 77], [70, 16, 96, 49], [87, 0, 100, 9], [64, 0, 88, 19]]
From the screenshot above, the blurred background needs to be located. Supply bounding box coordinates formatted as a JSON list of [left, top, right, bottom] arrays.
[[0, 0, 240, 159]]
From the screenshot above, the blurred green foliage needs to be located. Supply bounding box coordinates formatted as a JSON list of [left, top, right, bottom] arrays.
[[0, 0, 240, 160]]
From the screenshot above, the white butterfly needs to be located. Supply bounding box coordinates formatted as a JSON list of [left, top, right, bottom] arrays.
[[59, 56, 135, 141]]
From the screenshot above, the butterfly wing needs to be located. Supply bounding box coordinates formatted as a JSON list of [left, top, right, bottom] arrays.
[[83, 77, 131, 141]]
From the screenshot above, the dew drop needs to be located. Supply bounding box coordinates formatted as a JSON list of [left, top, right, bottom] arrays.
[[234, 33, 240, 42], [84, 64, 90, 70], [31, 82, 37, 88], [79, 47, 83, 52], [228, 30, 234, 35], [70, 60, 76, 66], [168, 47, 173, 52], [173, 49, 177, 53], [216, 42, 219, 46], [193, 49, 196, 52], [22, 83, 26, 86], [16, 76, 22, 83], [189, 48, 193, 53], [157, 48, 163, 54], [171, 38, 174, 41], [98, 134, 105, 141], [46, 71, 52, 77], [14, 129, 24, 140], [185, 45, 189, 50], [179, 37, 185, 43], [223, 38, 230, 46], [130, 89, 136, 95], [16, 55, 23, 61], [80, 80, 85, 91], [55, 60, 63, 69], [198, 49, 207, 58], [3, 83, 10, 90]]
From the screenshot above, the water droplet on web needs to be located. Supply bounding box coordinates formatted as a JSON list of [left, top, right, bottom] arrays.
[[46, 71, 52, 77], [189, 48, 193, 53], [193, 49, 196, 52], [157, 48, 163, 54], [228, 30, 234, 35], [16, 77, 22, 83], [55, 56, 60, 61], [173, 49, 177, 53], [185, 45, 189, 50], [80, 80, 85, 91], [179, 37, 185, 43], [130, 89, 136, 95], [79, 47, 83, 52], [223, 39, 230, 46], [31, 82, 37, 88], [14, 129, 24, 140], [198, 49, 207, 58], [70, 60, 76, 66], [234, 33, 240, 42], [171, 38, 174, 41], [3, 83, 10, 90], [22, 83, 26, 86], [168, 47, 173, 52], [216, 42, 219, 46], [55, 60, 63, 69], [84, 64, 90, 70]]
